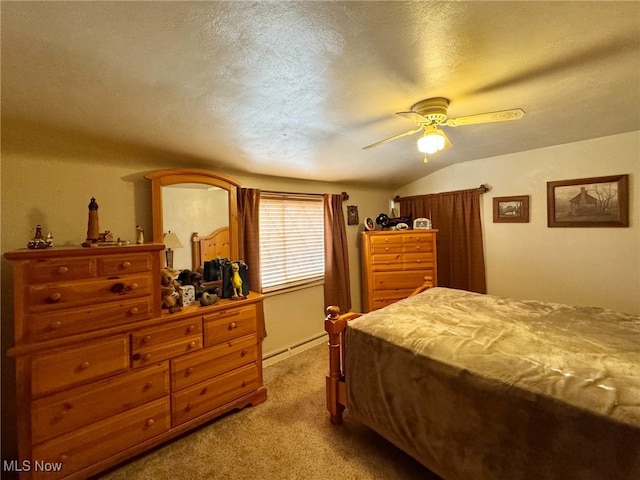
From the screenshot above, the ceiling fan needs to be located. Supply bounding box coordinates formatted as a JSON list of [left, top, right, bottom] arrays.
[[363, 97, 525, 161]]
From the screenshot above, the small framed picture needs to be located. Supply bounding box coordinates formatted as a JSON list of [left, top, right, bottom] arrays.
[[347, 205, 359, 226], [364, 217, 375, 231], [413, 218, 432, 229], [547, 174, 629, 227], [493, 195, 529, 223]]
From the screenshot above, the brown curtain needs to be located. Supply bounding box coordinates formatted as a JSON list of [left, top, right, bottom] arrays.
[[323, 194, 352, 313], [238, 187, 262, 294], [398, 187, 487, 293]]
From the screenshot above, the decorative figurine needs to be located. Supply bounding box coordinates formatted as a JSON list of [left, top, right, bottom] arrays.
[[83, 197, 100, 247], [27, 225, 53, 249], [230, 262, 246, 299]]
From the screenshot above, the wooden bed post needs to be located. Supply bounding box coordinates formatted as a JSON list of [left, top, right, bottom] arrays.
[[325, 306, 347, 424], [325, 306, 362, 424]]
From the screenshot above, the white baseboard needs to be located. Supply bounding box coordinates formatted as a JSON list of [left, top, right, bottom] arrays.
[[263, 335, 326, 367]]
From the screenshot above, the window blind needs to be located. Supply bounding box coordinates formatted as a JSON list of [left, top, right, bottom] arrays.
[[259, 194, 325, 292]]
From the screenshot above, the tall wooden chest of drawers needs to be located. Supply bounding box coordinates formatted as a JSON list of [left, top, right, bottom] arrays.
[[360, 230, 438, 312], [5, 244, 267, 480]]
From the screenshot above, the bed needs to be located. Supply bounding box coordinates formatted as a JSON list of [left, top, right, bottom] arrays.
[[191, 226, 229, 270], [324, 284, 640, 480]]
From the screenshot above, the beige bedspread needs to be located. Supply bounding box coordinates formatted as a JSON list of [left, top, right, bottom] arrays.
[[346, 287, 640, 480]]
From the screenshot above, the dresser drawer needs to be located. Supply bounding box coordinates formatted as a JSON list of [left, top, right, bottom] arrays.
[[131, 318, 203, 368], [370, 252, 404, 271], [402, 240, 435, 253], [401, 253, 436, 270], [98, 253, 153, 276], [31, 397, 170, 480], [32, 362, 169, 444], [25, 257, 97, 284], [31, 336, 129, 397], [27, 297, 152, 341], [372, 270, 434, 291], [27, 274, 153, 313], [172, 363, 259, 426], [402, 232, 436, 246], [171, 335, 257, 391], [203, 304, 257, 346]]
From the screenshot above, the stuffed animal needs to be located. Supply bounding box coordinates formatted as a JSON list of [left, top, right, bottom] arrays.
[[160, 268, 183, 313], [230, 262, 246, 299], [200, 291, 219, 306]]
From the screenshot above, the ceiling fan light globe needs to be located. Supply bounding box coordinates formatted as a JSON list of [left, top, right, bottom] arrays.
[[417, 132, 445, 154]]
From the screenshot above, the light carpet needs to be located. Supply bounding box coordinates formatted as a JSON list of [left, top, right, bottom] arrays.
[[101, 344, 440, 479]]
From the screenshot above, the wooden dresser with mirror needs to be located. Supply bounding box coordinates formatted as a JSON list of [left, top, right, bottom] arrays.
[[5, 169, 267, 480]]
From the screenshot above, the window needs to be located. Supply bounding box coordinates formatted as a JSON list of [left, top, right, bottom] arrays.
[[259, 193, 324, 292]]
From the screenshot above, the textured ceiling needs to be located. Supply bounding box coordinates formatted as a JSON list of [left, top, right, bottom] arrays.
[[2, 1, 639, 188]]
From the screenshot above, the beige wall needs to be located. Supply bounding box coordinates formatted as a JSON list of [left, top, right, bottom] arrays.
[[396, 131, 640, 315]]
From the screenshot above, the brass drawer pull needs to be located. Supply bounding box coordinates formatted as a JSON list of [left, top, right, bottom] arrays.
[[146, 418, 155, 427], [129, 282, 139, 291], [229, 322, 237, 330], [130, 307, 140, 315], [57, 266, 69, 275], [49, 292, 63, 302], [122, 261, 132, 269]]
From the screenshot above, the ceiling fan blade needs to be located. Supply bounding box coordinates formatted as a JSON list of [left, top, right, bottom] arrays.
[[446, 108, 525, 127], [362, 127, 423, 150], [395, 111, 427, 123]]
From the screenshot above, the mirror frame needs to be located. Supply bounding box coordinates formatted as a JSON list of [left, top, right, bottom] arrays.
[[145, 168, 241, 262]]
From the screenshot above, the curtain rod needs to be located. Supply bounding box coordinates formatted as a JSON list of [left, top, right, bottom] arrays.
[[393, 184, 489, 202], [260, 189, 349, 201]]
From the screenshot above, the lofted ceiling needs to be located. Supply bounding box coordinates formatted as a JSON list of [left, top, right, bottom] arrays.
[[2, 1, 639, 188]]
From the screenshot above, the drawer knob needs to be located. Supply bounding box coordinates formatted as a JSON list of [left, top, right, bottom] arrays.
[[49, 292, 63, 302], [57, 266, 69, 275], [186, 367, 194, 375], [142, 335, 152, 344], [80, 361, 90, 370], [241, 349, 247, 357], [129, 283, 139, 291], [146, 418, 155, 427], [144, 381, 153, 390], [122, 261, 132, 268], [187, 341, 197, 350], [60, 454, 68, 462], [187, 324, 196, 333], [142, 353, 152, 362], [130, 307, 140, 315], [50, 321, 62, 330], [229, 322, 237, 330]]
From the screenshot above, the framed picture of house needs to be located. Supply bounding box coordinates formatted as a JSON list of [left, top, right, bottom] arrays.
[[493, 195, 529, 223], [547, 174, 629, 227]]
